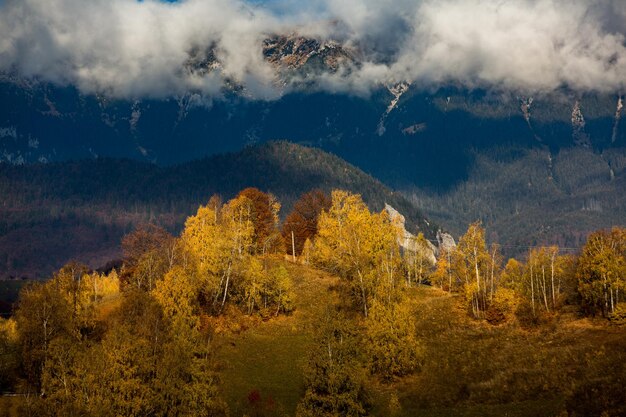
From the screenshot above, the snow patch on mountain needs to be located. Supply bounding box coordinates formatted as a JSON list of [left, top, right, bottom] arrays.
[[377, 82, 410, 136], [130, 102, 141, 131], [612, 96, 623, 144], [0, 127, 17, 139], [572, 100, 590, 147]]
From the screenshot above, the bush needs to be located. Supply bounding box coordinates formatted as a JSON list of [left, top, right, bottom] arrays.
[[485, 288, 518, 325], [366, 300, 423, 380], [608, 303, 626, 326]]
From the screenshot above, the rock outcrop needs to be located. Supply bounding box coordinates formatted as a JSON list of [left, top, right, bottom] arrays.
[[385, 203, 437, 264]]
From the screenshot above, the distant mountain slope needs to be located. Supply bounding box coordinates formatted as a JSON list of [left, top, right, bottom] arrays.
[[2, 75, 624, 193], [3, 73, 626, 266], [0, 141, 435, 279], [404, 145, 626, 257]]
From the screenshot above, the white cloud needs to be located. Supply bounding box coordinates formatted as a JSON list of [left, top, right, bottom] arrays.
[[0, 0, 282, 98], [393, 0, 626, 92], [0, 0, 624, 99]]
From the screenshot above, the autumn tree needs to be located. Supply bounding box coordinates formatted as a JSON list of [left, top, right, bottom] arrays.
[[238, 188, 283, 254], [181, 196, 254, 313], [82, 269, 120, 304], [34, 289, 227, 416], [430, 248, 454, 292], [452, 222, 493, 318], [313, 191, 399, 317], [577, 227, 626, 316], [500, 258, 523, 290], [235, 259, 294, 316], [282, 189, 331, 257], [485, 258, 525, 323], [180, 194, 294, 317], [522, 246, 567, 315], [14, 263, 93, 389], [405, 232, 434, 287], [0, 318, 18, 391], [312, 190, 422, 381], [487, 243, 503, 302], [297, 312, 370, 417], [122, 223, 174, 265], [121, 224, 176, 291], [152, 265, 200, 331], [365, 298, 422, 380]]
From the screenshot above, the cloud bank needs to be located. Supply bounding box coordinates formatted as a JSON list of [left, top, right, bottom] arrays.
[[1, 0, 625, 99]]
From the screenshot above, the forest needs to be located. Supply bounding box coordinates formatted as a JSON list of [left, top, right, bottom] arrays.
[[0, 141, 433, 281], [0, 187, 625, 417]]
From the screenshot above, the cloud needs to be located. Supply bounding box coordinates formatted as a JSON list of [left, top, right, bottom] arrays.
[[0, 0, 625, 99], [0, 0, 283, 98], [392, 0, 626, 92]]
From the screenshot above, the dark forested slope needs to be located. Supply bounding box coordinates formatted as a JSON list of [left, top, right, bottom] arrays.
[[0, 141, 434, 279]]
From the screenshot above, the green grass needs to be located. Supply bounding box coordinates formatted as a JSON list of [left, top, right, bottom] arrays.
[[215, 260, 340, 416], [216, 270, 626, 417], [369, 286, 625, 417]]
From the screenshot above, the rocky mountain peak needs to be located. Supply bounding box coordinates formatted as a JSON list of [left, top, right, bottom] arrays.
[[262, 33, 355, 74]]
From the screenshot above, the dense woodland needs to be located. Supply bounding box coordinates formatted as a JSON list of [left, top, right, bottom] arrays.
[[1, 188, 625, 416], [0, 142, 434, 281], [406, 145, 626, 254]]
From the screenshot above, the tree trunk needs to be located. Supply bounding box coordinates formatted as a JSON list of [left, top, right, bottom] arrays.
[[473, 246, 482, 313], [418, 256, 424, 286], [221, 262, 232, 310], [447, 252, 452, 293], [541, 266, 549, 312], [357, 270, 368, 318], [550, 251, 556, 309], [530, 262, 536, 316], [292, 231, 296, 262]]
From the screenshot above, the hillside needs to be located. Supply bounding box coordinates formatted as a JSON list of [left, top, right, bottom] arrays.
[[4, 257, 624, 417], [0, 141, 435, 279], [3, 74, 626, 259], [215, 261, 625, 417], [2, 77, 624, 190], [404, 145, 626, 257]]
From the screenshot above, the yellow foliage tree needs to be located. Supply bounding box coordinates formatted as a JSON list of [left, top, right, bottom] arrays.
[[365, 298, 423, 380], [313, 190, 399, 317], [577, 228, 626, 316], [431, 247, 454, 292], [181, 196, 255, 313], [152, 265, 200, 331], [453, 222, 492, 318]]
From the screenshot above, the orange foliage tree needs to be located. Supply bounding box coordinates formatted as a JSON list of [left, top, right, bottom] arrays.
[[282, 189, 331, 257], [237, 188, 282, 254]]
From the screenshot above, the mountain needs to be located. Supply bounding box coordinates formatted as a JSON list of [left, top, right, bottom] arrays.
[[0, 141, 435, 280], [405, 145, 626, 255], [2, 69, 624, 187], [2, 33, 626, 261], [3, 32, 622, 175]]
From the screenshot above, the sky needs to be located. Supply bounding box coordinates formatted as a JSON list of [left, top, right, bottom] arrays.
[[1, 0, 625, 99]]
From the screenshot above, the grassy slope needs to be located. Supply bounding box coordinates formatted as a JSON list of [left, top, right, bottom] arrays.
[[215, 262, 626, 417], [1, 261, 624, 416], [215, 261, 341, 416]]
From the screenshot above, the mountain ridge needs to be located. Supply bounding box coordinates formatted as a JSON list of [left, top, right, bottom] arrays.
[[0, 141, 436, 279]]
